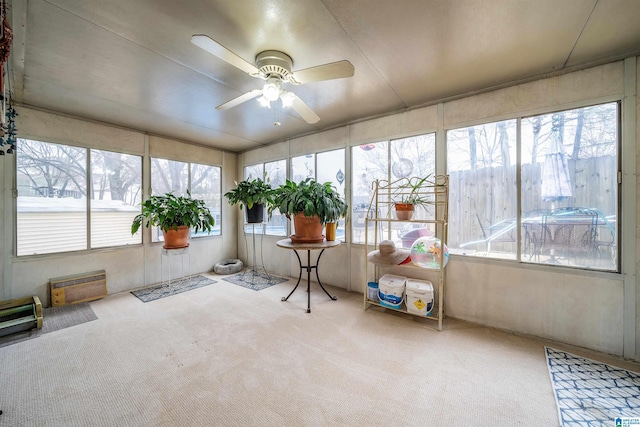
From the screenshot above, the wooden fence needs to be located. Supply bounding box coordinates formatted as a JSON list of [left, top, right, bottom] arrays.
[[448, 155, 617, 248]]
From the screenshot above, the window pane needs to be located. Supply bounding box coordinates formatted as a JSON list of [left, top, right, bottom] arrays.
[[291, 154, 315, 182], [351, 135, 436, 246], [151, 158, 188, 196], [318, 149, 346, 241], [390, 134, 436, 247], [17, 139, 88, 255], [150, 158, 189, 242], [264, 160, 287, 236], [351, 142, 388, 244], [90, 150, 142, 248], [520, 103, 618, 270], [447, 120, 517, 260], [244, 164, 263, 180], [191, 164, 221, 236]]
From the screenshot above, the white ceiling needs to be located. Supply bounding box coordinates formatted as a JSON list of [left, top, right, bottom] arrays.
[[9, 0, 640, 152]]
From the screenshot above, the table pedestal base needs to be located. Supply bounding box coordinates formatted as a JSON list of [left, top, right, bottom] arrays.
[[281, 248, 337, 313]]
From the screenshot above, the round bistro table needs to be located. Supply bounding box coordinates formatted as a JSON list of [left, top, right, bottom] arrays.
[[276, 238, 341, 313]]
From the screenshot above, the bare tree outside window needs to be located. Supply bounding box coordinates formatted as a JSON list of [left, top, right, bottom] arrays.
[[447, 120, 518, 260], [150, 158, 221, 241], [17, 139, 88, 255], [448, 102, 618, 271], [91, 150, 142, 248]]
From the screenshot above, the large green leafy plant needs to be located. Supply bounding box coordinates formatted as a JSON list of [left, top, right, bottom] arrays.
[[392, 175, 433, 207], [271, 178, 348, 224], [131, 191, 215, 235], [223, 177, 274, 210]]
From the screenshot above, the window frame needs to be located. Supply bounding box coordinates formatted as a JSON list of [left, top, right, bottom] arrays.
[[350, 132, 437, 245], [149, 156, 222, 242], [15, 138, 144, 256], [445, 100, 621, 273]]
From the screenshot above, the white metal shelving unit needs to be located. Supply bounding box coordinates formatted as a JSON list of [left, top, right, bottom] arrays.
[[364, 175, 449, 331]]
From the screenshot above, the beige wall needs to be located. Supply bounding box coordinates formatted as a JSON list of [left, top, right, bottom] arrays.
[[239, 59, 636, 358], [1, 107, 237, 305]]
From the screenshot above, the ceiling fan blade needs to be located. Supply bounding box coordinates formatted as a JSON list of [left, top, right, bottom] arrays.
[[289, 94, 320, 124], [191, 34, 260, 76], [291, 60, 355, 84], [216, 89, 262, 110]]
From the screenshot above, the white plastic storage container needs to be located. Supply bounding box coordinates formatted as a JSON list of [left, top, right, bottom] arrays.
[[378, 274, 407, 309], [405, 279, 434, 316]]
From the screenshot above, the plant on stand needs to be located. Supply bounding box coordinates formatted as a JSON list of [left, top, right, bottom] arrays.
[[271, 178, 348, 243], [392, 175, 432, 220], [131, 191, 215, 249], [224, 176, 274, 224]]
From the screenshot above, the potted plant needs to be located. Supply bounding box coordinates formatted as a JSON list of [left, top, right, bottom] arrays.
[[322, 183, 349, 241], [392, 175, 432, 220], [271, 178, 348, 243], [131, 191, 215, 249], [224, 177, 274, 224]]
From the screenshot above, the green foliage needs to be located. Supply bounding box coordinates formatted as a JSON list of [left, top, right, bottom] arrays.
[[223, 177, 274, 210], [131, 191, 215, 235], [271, 178, 348, 224], [393, 175, 433, 207]]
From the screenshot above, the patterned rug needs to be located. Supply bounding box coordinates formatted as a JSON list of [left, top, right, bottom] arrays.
[[0, 302, 98, 347], [545, 346, 640, 426], [131, 275, 217, 302], [222, 270, 289, 291]]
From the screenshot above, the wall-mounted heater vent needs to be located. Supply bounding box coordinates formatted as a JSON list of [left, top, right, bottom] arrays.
[[50, 270, 107, 307]]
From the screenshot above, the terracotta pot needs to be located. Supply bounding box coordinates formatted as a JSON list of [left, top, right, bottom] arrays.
[[325, 222, 337, 241], [394, 203, 415, 220], [162, 226, 190, 249], [291, 213, 324, 243]]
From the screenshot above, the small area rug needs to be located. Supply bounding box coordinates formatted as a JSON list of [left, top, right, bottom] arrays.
[[222, 270, 288, 291], [545, 346, 640, 426], [131, 275, 217, 302], [0, 302, 98, 347]]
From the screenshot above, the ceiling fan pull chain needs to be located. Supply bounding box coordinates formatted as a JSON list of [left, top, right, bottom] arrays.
[[273, 105, 281, 127]]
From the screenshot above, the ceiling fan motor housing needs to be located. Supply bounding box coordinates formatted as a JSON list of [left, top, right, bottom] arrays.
[[255, 50, 293, 79]]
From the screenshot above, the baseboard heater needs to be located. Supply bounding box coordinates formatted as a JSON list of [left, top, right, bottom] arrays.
[[0, 296, 43, 337], [50, 270, 107, 307]]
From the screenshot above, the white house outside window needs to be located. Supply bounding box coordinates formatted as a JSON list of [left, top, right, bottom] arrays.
[[16, 139, 142, 255]]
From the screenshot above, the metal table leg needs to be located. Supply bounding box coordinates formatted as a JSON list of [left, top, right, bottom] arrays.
[[281, 248, 337, 313]]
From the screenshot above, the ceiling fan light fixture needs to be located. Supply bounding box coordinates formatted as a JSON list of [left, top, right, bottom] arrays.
[[280, 91, 295, 108], [257, 96, 271, 108], [262, 78, 281, 102]]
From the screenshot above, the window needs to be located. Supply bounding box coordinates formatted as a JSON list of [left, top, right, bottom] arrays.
[[317, 149, 346, 241], [149, 158, 221, 242], [520, 104, 618, 270], [351, 133, 436, 244], [190, 163, 222, 236], [447, 120, 517, 260], [244, 159, 286, 235], [16, 139, 142, 255], [289, 149, 347, 240], [448, 102, 619, 271], [291, 154, 315, 182], [90, 150, 142, 248]]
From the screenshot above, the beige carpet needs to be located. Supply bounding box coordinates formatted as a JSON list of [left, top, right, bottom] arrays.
[[1, 273, 636, 426]]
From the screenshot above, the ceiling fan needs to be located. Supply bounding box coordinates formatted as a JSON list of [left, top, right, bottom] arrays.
[[191, 34, 355, 124]]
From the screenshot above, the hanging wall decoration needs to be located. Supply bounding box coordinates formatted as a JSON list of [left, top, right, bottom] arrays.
[[0, 0, 17, 156]]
